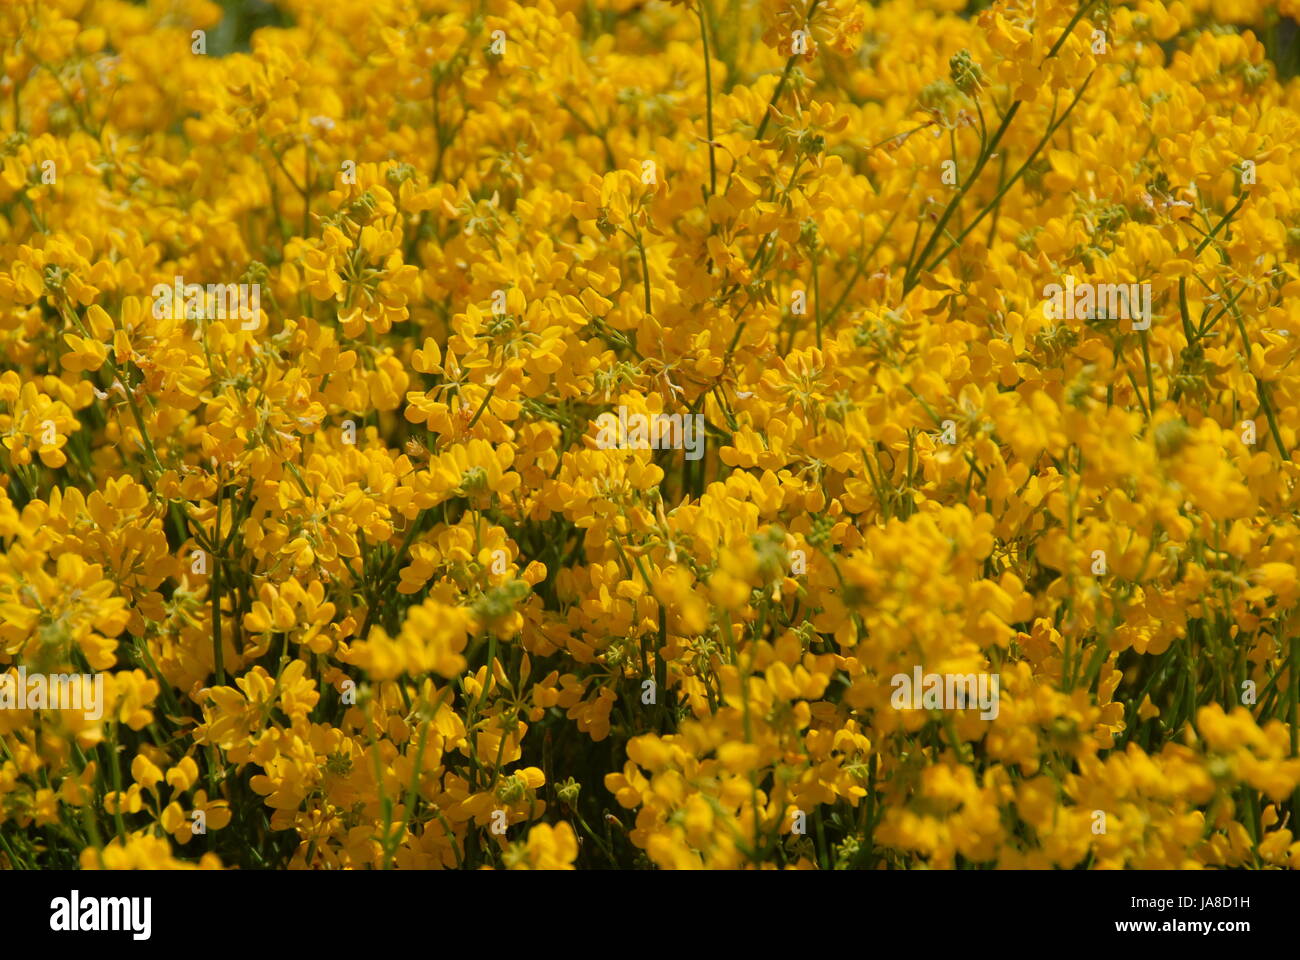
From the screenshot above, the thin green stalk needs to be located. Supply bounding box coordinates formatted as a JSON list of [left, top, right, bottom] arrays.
[[635, 231, 652, 318], [812, 240, 822, 348], [753, 0, 822, 141], [697, 2, 717, 197], [1138, 328, 1156, 412], [913, 72, 1094, 285]]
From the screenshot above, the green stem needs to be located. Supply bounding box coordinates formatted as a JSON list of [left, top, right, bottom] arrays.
[[753, 0, 822, 141], [697, 2, 717, 198]]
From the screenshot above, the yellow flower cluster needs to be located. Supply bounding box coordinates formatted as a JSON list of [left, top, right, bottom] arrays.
[[2, 0, 1300, 870]]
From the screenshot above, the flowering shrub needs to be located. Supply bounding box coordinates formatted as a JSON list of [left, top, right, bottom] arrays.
[[2, 0, 1300, 871]]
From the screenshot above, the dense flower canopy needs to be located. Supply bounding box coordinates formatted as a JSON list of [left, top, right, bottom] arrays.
[[2, 0, 1300, 869]]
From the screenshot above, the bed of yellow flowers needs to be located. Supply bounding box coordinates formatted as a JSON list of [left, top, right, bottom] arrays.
[[2, 0, 1300, 871]]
